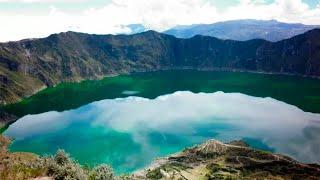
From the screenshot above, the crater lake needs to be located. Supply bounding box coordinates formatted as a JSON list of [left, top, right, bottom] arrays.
[[2, 70, 320, 174]]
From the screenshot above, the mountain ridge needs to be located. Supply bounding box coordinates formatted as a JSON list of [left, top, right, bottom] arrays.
[[164, 19, 320, 41], [1, 28, 320, 105]]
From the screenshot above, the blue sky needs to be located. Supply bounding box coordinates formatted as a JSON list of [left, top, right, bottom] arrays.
[[0, 0, 319, 41]]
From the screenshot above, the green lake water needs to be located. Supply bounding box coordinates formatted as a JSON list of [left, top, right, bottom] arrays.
[[2, 70, 320, 174]]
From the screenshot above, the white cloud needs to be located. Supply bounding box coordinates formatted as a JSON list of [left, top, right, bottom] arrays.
[[222, 0, 319, 23], [0, 0, 320, 42], [0, 0, 88, 2]]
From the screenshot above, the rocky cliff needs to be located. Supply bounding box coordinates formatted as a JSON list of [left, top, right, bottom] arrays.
[[1, 29, 320, 104]]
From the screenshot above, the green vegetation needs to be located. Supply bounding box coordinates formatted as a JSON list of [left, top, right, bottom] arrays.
[[89, 164, 115, 180], [46, 150, 88, 180], [146, 162, 189, 179]]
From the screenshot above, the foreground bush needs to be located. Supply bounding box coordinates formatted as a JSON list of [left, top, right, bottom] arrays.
[[46, 150, 88, 180], [89, 164, 115, 180], [45, 150, 118, 180]]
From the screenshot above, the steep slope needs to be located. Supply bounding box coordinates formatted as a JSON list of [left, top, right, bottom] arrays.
[[1, 29, 320, 105], [164, 19, 320, 41]]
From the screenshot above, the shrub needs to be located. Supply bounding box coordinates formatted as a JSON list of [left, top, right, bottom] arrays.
[[89, 164, 115, 180], [47, 150, 87, 180], [54, 150, 71, 165]]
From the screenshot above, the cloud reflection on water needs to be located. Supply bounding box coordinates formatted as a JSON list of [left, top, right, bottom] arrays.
[[5, 91, 320, 164]]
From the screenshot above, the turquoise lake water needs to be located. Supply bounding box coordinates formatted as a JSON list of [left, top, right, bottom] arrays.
[[3, 71, 320, 174], [4, 91, 320, 174]]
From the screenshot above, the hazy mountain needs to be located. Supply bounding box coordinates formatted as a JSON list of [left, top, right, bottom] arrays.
[[1, 29, 320, 104], [164, 19, 320, 41]]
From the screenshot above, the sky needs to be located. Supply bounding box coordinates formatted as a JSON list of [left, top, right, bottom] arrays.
[[0, 0, 320, 42]]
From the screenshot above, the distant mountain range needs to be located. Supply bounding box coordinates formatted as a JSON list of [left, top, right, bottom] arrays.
[[1, 29, 320, 104], [125, 24, 148, 34], [164, 19, 320, 41]]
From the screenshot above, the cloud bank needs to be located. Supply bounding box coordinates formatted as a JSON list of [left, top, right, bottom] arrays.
[[5, 91, 320, 164], [0, 0, 320, 41]]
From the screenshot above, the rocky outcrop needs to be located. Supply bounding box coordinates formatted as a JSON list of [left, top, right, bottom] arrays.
[[1, 29, 320, 105], [133, 139, 320, 179]]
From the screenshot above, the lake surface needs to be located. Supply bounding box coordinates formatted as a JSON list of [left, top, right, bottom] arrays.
[[2, 70, 320, 174], [3, 70, 320, 117]]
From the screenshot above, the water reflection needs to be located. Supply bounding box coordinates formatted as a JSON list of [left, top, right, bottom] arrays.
[[4, 91, 320, 173], [121, 90, 140, 95]]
